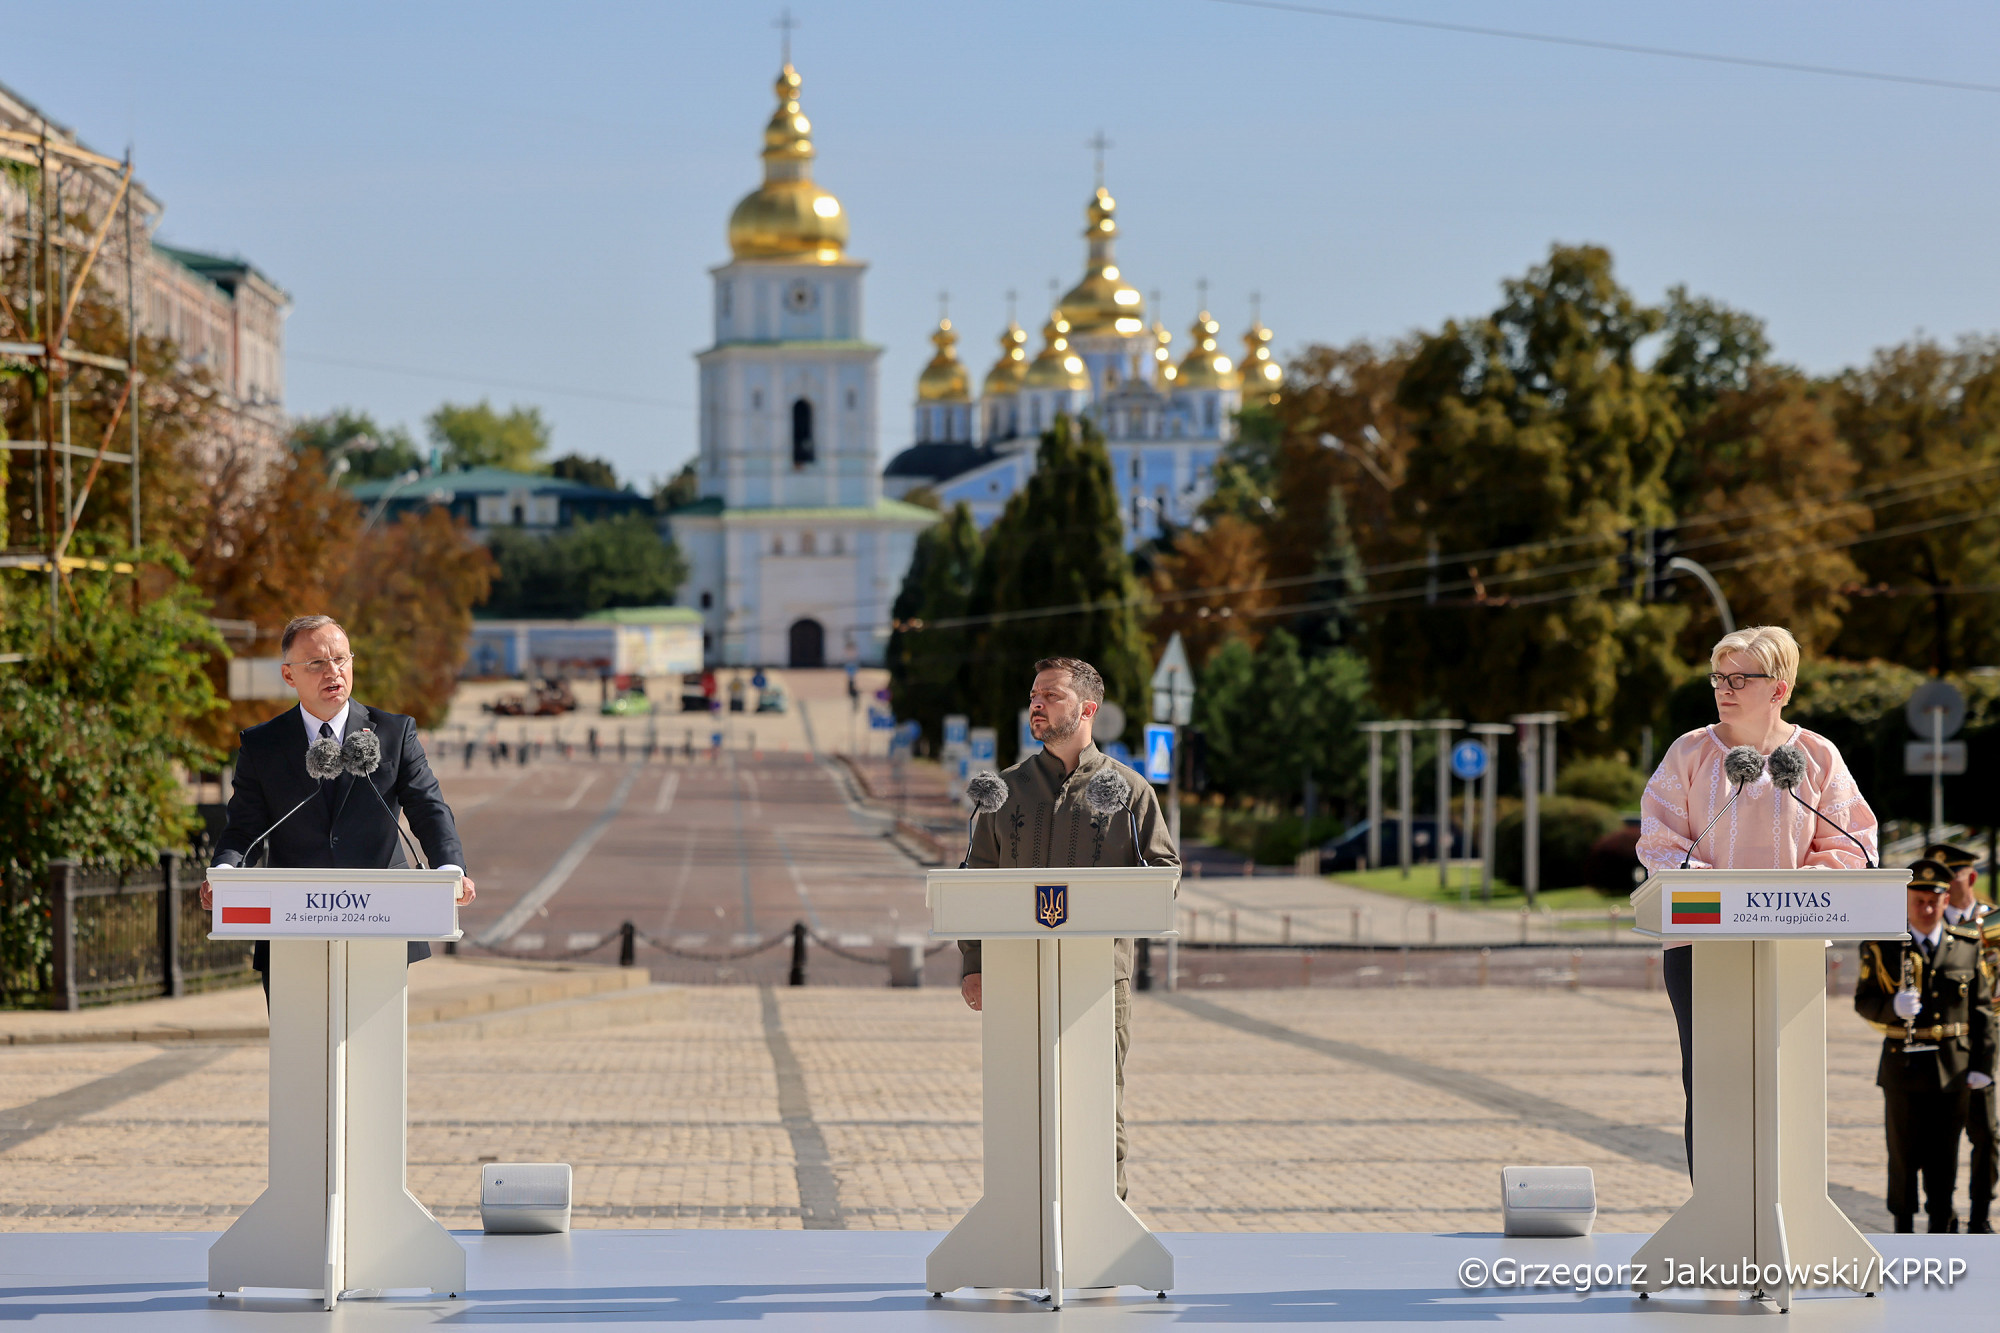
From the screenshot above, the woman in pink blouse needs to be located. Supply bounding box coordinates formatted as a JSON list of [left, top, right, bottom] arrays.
[[1636, 625, 1879, 1172]]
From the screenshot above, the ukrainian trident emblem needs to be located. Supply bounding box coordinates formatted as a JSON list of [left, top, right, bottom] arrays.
[[1035, 883, 1069, 929]]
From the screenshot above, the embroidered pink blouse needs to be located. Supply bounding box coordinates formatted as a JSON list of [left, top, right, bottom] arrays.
[[1637, 725, 1879, 948]]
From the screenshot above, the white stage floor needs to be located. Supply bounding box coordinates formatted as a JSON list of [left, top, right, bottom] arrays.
[[2, 1230, 1994, 1328]]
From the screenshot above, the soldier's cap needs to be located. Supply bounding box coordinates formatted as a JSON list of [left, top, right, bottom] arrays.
[[1926, 843, 1977, 870], [1907, 859, 1952, 892]]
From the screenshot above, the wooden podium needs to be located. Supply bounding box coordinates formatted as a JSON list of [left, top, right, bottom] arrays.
[[205, 868, 467, 1309], [926, 865, 1179, 1307], [1630, 868, 1907, 1310]]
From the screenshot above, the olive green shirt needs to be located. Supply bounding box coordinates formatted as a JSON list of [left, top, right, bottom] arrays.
[[958, 741, 1180, 983]]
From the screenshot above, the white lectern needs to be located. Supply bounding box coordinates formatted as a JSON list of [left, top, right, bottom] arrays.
[[206, 867, 466, 1310], [926, 865, 1179, 1308], [1630, 868, 1907, 1311]]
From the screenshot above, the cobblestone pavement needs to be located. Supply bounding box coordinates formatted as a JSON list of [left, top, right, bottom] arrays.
[[0, 984, 1939, 1236]]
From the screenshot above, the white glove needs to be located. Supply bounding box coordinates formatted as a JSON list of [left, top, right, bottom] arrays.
[[1969, 1072, 1994, 1090], [1893, 990, 1923, 1020]]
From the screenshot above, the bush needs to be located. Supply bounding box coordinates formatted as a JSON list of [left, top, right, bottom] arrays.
[[1557, 756, 1646, 808], [1495, 795, 1623, 890], [1583, 826, 1644, 893]]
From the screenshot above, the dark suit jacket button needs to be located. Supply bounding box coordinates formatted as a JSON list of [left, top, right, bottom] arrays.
[[330, 835, 339, 845]]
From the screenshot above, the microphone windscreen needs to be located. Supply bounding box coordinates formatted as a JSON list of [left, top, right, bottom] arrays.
[[306, 736, 345, 780], [966, 770, 1009, 816], [341, 728, 384, 776], [1723, 745, 1767, 786], [1083, 764, 1129, 817], [1767, 743, 1806, 791]]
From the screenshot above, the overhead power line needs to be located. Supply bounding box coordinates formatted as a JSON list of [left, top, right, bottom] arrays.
[[1211, 0, 2000, 96]]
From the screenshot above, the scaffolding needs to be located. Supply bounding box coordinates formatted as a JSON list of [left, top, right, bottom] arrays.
[[0, 117, 143, 648]]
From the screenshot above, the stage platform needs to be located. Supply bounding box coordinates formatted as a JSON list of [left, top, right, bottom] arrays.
[[3, 1230, 1992, 1328]]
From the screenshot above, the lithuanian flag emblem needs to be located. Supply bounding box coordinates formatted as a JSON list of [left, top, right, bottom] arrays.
[[1671, 890, 1722, 925]]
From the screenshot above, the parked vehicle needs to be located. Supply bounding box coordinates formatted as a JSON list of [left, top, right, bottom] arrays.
[[484, 678, 576, 716], [755, 684, 788, 714], [601, 680, 652, 716], [1317, 818, 1464, 873], [679, 673, 710, 713]]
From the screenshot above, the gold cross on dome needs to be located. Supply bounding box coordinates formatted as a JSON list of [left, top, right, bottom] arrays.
[[774, 9, 799, 64], [1087, 130, 1113, 187]]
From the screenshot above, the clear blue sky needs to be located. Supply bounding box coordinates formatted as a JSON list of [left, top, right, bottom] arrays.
[[9, 1, 1999, 489]]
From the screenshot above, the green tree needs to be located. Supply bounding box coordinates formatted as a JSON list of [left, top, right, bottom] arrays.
[[886, 502, 983, 749], [428, 400, 551, 473], [292, 409, 424, 482], [966, 416, 1147, 761], [548, 453, 621, 490], [1828, 337, 2000, 673], [1380, 244, 1687, 749], [1191, 629, 1373, 807], [482, 513, 688, 618], [651, 460, 700, 513]]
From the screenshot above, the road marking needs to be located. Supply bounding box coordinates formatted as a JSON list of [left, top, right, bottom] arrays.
[[450, 768, 531, 814], [477, 764, 641, 945], [653, 771, 679, 814], [559, 773, 599, 811], [772, 829, 823, 933], [743, 770, 762, 817]]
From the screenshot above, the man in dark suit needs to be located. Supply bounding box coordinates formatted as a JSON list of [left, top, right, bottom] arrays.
[[198, 615, 475, 995]]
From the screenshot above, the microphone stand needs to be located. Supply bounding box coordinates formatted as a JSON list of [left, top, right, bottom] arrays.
[[1780, 790, 1877, 869], [241, 784, 328, 867], [353, 774, 429, 870], [1679, 783, 1747, 870]]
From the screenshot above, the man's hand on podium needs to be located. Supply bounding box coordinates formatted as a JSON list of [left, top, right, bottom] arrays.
[[961, 973, 982, 1011], [197, 876, 476, 908], [1893, 989, 1923, 1020]]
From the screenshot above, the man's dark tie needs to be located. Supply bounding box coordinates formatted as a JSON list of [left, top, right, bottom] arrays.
[[319, 722, 337, 810], [319, 722, 334, 741]]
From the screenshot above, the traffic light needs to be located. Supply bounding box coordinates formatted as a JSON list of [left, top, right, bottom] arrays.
[[1646, 527, 1680, 602]]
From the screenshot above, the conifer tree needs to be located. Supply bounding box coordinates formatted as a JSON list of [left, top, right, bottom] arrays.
[[967, 415, 1147, 763], [886, 502, 983, 749]]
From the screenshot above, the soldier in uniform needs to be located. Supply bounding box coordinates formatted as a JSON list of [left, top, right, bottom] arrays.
[[958, 657, 1178, 1200], [1932, 842, 1995, 1231], [1856, 859, 1996, 1232]]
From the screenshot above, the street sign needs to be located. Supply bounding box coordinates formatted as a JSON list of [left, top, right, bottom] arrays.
[[943, 714, 969, 749], [869, 708, 896, 730], [1450, 739, 1490, 782], [1103, 740, 1137, 771], [752, 670, 767, 690], [1018, 708, 1043, 756], [1906, 680, 1967, 740], [968, 727, 997, 765], [1906, 741, 1968, 776], [1143, 724, 1175, 784], [1150, 632, 1194, 725], [1095, 700, 1126, 744]]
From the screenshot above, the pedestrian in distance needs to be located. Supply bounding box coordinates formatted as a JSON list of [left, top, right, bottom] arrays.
[[1855, 859, 1996, 1233], [1635, 625, 1877, 1175]]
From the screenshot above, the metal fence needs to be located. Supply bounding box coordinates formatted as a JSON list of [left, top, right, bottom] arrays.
[[2, 854, 255, 1010]]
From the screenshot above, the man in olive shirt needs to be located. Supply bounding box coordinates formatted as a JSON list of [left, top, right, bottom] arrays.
[[959, 656, 1179, 1199]]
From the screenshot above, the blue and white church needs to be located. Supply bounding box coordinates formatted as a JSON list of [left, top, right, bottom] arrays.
[[882, 187, 1285, 547], [665, 62, 934, 668]]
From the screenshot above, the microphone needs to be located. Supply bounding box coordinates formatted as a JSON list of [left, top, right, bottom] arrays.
[[1679, 745, 1766, 870], [240, 737, 345, 866], [1082, 764, 1146, 866], [341, 729, 429, 870], [1768, 742, 1876, 868], [961, 771, 1009, 868]]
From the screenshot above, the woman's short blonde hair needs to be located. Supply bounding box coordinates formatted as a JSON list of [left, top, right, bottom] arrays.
[[1710, 625, 1800, 690]]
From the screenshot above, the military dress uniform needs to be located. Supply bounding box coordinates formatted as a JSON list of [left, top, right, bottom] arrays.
[[959, 742, 1179, 1200], [1855, 860, 1997, 1233], [1933, 842, 1998, 1232]]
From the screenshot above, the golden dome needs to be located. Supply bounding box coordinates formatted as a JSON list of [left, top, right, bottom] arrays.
[[1055, 188, 1145, 337], [916, 319, 971, 403], [982, 320, 1029, 397], [1021, 313, 1091, 390], [1240, 319, 1282, 401], [1175, 311, 1239, 390], [727, 64, 849, 262], [1150, 317, 1176, 386]]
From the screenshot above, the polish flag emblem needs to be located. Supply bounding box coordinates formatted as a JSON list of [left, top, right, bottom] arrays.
[[217, 890, 272, 925]]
